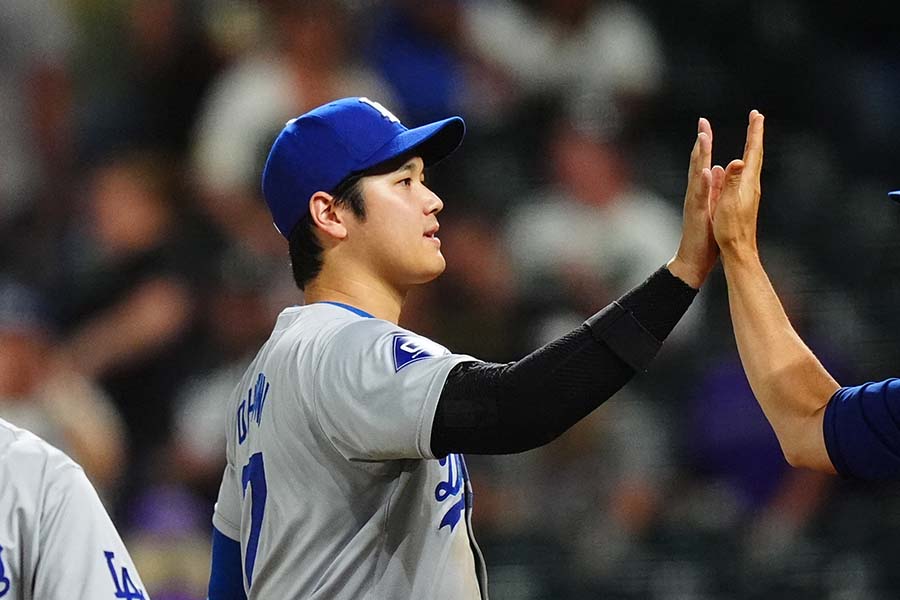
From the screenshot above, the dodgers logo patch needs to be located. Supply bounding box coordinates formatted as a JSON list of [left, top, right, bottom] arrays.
[[393, 334, 443, 372]]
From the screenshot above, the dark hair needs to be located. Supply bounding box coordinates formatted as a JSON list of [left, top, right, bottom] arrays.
[[288, 173, 366, 290]]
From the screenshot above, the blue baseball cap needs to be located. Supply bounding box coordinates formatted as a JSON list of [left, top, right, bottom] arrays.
[[261, 97, 465, 238], [890, 190, 900, 202]]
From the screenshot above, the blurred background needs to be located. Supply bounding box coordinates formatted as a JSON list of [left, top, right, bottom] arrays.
[[1, 0, 899, 598]]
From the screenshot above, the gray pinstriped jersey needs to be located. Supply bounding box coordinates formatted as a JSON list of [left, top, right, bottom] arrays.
[[0, 418, 148, 600], [213, 302, 488, 599]]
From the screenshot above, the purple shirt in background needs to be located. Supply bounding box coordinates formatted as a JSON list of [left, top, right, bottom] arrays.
[[689, 360, 788, 510]]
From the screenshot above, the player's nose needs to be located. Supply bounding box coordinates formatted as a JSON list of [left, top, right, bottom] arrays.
[[423, 188, 444, 215]]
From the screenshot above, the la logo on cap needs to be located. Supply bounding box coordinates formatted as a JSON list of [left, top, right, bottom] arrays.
[[359, 97, 400, 123]]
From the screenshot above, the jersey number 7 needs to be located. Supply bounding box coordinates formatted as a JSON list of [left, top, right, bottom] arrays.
[[241, 453, 267, 589]]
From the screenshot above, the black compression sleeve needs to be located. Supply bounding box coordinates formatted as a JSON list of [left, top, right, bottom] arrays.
[[431, 265, 698, 456], [617, 265, 699, 342]]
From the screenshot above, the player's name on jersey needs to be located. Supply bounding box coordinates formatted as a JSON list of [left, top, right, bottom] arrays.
[[238, 372, 270, 445]]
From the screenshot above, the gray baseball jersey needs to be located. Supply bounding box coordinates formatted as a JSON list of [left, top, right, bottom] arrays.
[[0, 418, 148, 600], [213, 302, 488, 599]]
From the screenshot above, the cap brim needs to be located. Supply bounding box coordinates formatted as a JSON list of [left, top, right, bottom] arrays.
[[889, 191, 900, 202], [362, 117, 465, 172]]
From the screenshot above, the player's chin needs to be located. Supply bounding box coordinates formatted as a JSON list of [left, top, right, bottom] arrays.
[[415, 254, 446, 284]]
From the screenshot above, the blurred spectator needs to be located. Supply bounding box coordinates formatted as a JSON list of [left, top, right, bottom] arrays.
[[366, 0, 471, 125], [684, 357, 833, 567], [470, 385, 676, 597], [0, 0, 74, 226], [55, 151, 195, 495], [363, 0, 534, 216], [126, 484, 212, 600], [464, 0, 664, 122], [75, 0, 221, 160], [503, 97, 688, 347], [170, 244, 288, 500], [0, 278, 125, 498], [190, 0, 395, 255]]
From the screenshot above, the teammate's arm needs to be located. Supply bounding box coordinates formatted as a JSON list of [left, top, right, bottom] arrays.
[[710, 111, 840, 473], [432, 118, 718, 456], [711, 111, 900, 478], [718, 234, 839, 473]]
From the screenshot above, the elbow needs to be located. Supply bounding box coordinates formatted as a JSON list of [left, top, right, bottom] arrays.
[[776, 425, 835, 474], [775, 427, 809, 468], [760, 373, 837, 473], [781, 444, 810, 470], [782, 446, 835, 474]]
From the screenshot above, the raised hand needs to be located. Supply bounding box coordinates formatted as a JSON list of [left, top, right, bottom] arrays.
[[667, 117, 717, 289], [709, 110, 765, 260], [708, 110, 841, 475]]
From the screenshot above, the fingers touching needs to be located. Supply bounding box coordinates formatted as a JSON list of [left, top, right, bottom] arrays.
[[674, 110, 765, 282], [707, 110, 766, 255], [672, 116, 719, 288], [707, 110, 764, 219], [708, 164, 725, 218]]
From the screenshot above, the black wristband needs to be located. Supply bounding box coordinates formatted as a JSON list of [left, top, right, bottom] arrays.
[[584, 265, 698, 371], [618, 265, 698, 342], [584, 302, 660, 372]]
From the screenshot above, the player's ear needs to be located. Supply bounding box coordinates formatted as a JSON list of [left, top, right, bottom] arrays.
[[308, 191, 348, 241]]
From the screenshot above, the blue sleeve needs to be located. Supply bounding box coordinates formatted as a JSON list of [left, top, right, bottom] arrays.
[[824, 378, 900, 479], [208, 526, 247, 600]]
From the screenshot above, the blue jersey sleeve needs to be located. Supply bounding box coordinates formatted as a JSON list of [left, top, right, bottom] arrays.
[[824, 378, 900, 479], [208, 527, 247, 600]]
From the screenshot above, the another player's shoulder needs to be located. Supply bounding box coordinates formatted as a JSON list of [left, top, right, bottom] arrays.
[[0, 418, 82, 493], [833, 378, 900, 403], [875, 377, 900, 394], [0, 417, 72, 466]]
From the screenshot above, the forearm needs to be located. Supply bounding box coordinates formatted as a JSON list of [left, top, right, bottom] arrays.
[[431, 266, 697, 455], [721, 249, 839, 472]]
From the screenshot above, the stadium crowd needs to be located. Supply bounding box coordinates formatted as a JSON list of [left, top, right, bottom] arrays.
[[1, 1, 899, 598]]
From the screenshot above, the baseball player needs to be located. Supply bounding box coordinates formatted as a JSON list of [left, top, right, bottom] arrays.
[[0, 417, 148, 600], [710, 110, 900, 479], [207, 97, 719, 599]]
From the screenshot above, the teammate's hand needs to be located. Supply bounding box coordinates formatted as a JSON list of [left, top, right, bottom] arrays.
[[709, 110, 764, 262], [667, 117, 717, 289]]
